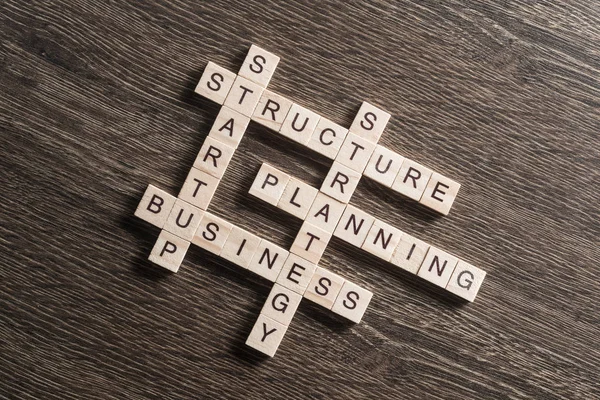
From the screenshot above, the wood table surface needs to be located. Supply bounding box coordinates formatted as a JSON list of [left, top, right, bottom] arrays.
[[2, 1, 599, 399]]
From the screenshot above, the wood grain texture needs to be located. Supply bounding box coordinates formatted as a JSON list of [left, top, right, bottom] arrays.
[[1, 1, 599, 399]]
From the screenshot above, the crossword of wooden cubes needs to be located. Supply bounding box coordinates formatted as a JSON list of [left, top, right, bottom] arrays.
[[134, 44, 487, 358]]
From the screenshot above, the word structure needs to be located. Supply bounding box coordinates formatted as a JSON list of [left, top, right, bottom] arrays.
[[134, 45, 486, 357]]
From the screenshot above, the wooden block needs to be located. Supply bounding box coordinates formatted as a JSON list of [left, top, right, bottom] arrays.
[[277, 177, 319, 219], [306, 117, 348, 160], [148, 230, 190, 273], [219, 226, 261, 268], [289, 221, 332, 264], [305, 192, 347, 233], [417, 246, 458, 288], [252, 89, 293, 131], [191, 212, 234, 255], [320, 161, 361, 204], [279, 103, 321, 145], [134, 184, 176, 228], [260, 283, 302, 326], [333, 204, 375, 247], [348, 101, 391, 143], [445, 260, 486, 302], [238, 44, 280, 87], [248, 239, 289, 282], [223, 75, 265, 117], [363, 145, 405, 187], [419, 172, 461, 215], [361, 219, 403, 261], [178, 167, 220, 211], [208, 106, 250, 149], [331, 280, 373, 323], [248, 163, 290, 206], [391, 158, 433, 201], [303, 267, 345, 310], [334, 132, 377, 173], [193, 136, 236, 179], [194, 61, 236, 104], [245, 313, 288, 357], [162, 199, 205, 241], [276, 253, 317, 294], [390, 233, 430, 274]]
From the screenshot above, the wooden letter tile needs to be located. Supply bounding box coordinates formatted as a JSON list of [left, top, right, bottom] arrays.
[[191, 212, 234, 255], [306, 117, 349, 160], [419, 172, 461, 215], [246, 313, 288, 357], [391, 158, 433, 201], [220, 226, 261, 269], [290, 221, 332, 264], [445, 261, 486, 302], [252, 89, 293, 131], [223, 75, 264, 117], [333, 205, 375, 248], [193, 136, 236, 180], [417, 246, 458, 288], [178, 167, 220, 210], [208, 106, 250, 149], [348, 101, 391, 143], [238, 44, 280, 87], [148, 229, 190, 273], [194, 61, 236, 104], [390, 234, 430, 274], [363, 145, 405, 187], [248, 239, 289, 282], [305, 192, 347, 233], [248, 163, 290, 206], [331, 280, 373, 323], [261, 283, 303, 326], [304, 267, 345, 310], [276, 253, 317, 294], [163, 199, 205, 241], [335, 132, 377, 173], [361, 219, 403, 261], [320, 161, 361, 204], [135, 184, 176, 229], [277, 177, 319, 219], [279, 103, 321, 145]]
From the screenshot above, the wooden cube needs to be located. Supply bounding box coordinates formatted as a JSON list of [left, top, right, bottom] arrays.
[[178, 167, 220, 211], [419, 172, 461, 215], [260, 283, 303, 326], [194, 61, 236, 104], [335, 132, 376, 173], [445, 260, 486, 302], [304, 267, 345, 310], [290, 221, 331, 264], [223, 75, 264, 117], [276, 253, 317, 294], [305, 192, 347, 233], [417, 246, 458, 288], [252, 89, 293, 131], [148, 230, 190, 273], [220, 226, 261, 269], [363, 145, 405, 187], [193, 136, 236, 179], [361, 219, 403, 261], [245, 313, 288, 357], [306, 117, 349, 160], [248, 239, 289, 282], [348, 101, 390, 143], [163, 199, 205, 241], [208, 106, 250, 149], [331, 280, 373, 323], [279, 103, 321, 145], [320, 161, 361, 204], [191, 212, 234, 255], [238, 44, 280, 87], [277, 177, 319, 219], [390, 234, 430, 274], [333, 205, 375, 248], [391, 158, 432, 201], [134, 184, 176, 229], [248, 163, 290, 206]]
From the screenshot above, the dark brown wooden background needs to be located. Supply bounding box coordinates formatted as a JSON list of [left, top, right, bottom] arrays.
[[1, 1, 599, 399]]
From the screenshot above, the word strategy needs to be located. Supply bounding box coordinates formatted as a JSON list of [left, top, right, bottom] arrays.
[[134, 45, 486, 357]]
